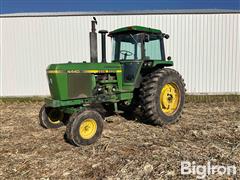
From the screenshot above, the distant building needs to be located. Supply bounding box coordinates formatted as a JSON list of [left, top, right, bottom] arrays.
[[0, 10, 239, 96]]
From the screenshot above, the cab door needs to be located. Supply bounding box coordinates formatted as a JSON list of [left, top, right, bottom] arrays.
[[118, 40, 142, 84], [112, 33, 145, 90]]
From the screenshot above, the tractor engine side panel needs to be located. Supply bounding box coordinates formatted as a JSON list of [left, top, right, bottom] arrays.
[[47, 73, 68, 100]]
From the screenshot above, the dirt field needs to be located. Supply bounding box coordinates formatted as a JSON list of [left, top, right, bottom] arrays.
[[0, 101, 240, 179]]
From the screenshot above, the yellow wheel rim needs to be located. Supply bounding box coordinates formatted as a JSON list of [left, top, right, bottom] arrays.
[[48, 109, 64, 124], [160, 83, 180, 116], [79, 119, 97, 139]]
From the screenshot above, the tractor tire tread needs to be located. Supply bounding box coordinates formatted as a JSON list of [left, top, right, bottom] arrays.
[[140, 68, 186, 126]]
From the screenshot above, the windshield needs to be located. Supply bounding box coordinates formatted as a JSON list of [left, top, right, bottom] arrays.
[[112, 33, 164, 61], [112, 33, 142, 61]]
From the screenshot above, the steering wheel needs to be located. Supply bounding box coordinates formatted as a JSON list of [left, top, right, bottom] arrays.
[[120, 50, 133, 59]]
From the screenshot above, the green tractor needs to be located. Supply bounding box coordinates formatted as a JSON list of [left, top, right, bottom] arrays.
[[39, 18, 185, 146]]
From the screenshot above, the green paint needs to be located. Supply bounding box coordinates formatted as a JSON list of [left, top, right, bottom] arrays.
[[109, 26, 162, 36], [48, 73, 68, 100], [44, 25, 174, 113], [47, 62, 122, 71], [153, 60, 173, 66]]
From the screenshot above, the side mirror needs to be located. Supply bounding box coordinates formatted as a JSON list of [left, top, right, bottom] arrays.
[[167, 56, 172, 61]]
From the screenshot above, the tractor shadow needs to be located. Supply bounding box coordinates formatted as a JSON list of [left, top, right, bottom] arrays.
[[117, 108, 154, 126], [62, 105, 155, 146]]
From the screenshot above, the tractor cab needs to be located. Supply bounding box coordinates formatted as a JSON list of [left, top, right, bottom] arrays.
[[109, 26, 169, 83]]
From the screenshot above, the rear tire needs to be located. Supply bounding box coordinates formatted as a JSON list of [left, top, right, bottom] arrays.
[[65, 110, 104, 146], [39, 105, 65, 129], [140, 68, 185, 125]]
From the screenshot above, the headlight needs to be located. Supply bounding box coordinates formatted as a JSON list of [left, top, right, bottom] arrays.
[[144, 61, 153, 67]]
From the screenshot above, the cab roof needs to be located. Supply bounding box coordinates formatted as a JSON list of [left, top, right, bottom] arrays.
[[108, 26, 162, 36]]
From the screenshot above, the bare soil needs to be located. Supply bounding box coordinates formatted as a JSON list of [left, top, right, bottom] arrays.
[[0, 101, 240, 179]]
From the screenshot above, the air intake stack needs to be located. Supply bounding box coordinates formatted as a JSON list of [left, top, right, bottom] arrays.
[[99, 30, 108, 63]]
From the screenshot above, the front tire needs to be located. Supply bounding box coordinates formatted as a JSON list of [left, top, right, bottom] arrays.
[[39, 105, 65, 128], [140, 68, 186, 125], [66, 110, 104, 146]]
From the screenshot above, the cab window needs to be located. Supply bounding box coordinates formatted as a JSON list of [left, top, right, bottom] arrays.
[[144, 34, 163, 60]]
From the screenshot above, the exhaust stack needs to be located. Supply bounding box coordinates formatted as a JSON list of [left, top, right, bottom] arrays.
[[89, 17, 98, 63], [99, 30, 108, 63]]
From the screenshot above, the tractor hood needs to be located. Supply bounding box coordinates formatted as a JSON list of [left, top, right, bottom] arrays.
[[46, 62, 122, 100], [47, 62, 122, 74]]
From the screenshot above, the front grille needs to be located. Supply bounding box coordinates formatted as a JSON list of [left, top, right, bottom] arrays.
[[68, 73, 94, 99]]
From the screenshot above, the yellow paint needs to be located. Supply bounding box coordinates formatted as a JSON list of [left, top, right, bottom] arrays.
[[85, 70, 122, 73], [47, 70, 64, 74], [79, 119, 97, 139], [48, 109, 64, 124], [160, 83, 180, 116], [47, 70, 122, 74]]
